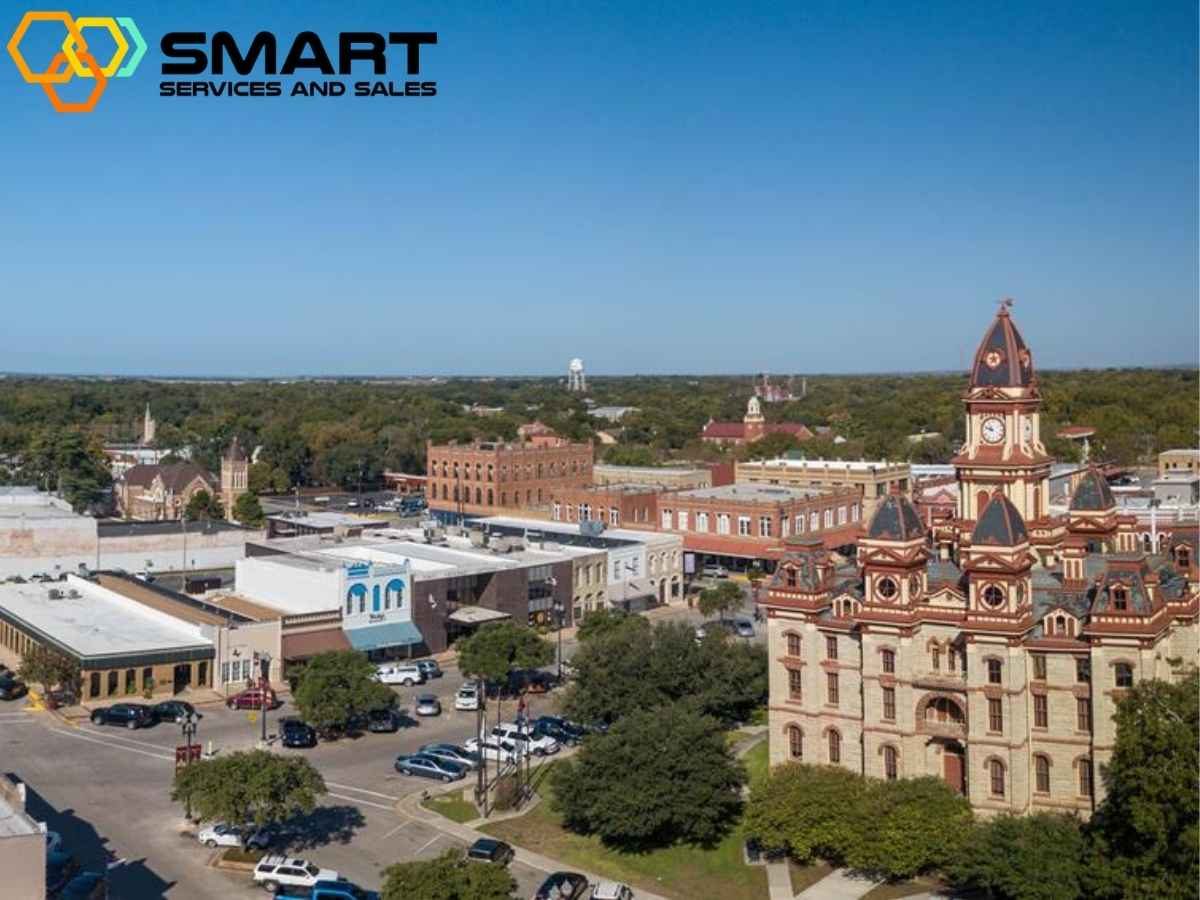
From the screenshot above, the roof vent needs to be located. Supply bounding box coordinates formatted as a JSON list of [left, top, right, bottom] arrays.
[[67, 589, 81, 599], [47, 588, 63, 600]]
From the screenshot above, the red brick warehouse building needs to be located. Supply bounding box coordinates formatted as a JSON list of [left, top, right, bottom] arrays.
[[426, 439, 594, 523]]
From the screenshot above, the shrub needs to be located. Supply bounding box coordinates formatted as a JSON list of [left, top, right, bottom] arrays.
[[744, 763, 868, 864], [947, 813, 1085, 900]]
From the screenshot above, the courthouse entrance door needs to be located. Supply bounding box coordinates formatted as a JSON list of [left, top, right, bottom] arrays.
[[942, 741, 966, 795]]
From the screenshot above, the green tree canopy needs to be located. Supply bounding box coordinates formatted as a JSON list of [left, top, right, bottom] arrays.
[[575, 608, 633, 643], [232, 491, 266, 527], [17, 644, 80, 697], [292, 651, 395, 733], [171, 750, 325, 845], [697, 580, 744, 621], [184, 488, 225, 521], [381, 849, 515, 900], [744, 763, 871, 864], [551, 705, 745, 849], [947, 813, 1086, 900], [1084, 668, 1199, 900], [456, 621, 554, 684]]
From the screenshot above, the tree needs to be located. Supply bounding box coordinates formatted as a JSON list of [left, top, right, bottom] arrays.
[[551, 705, 744, 849], [575, 608, 632, 643], [456, 621, 554, 685], [17, 645, 80, 700], [697, 580, 744, 622], [843, 776, 972, 879], [292, 651, 395, 734], [171, 750, 325, 846], [744, 763, 870, 864], [947, 813, 1086, 900], [23, 427, 111, 513], [382, 849, 515, 900], [232, 491, 266, 527], [1084, 669, 1199, 900], [184, 489, 224, 521]]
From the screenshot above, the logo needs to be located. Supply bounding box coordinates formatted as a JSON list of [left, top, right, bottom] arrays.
[[7, 11, 146, 112]]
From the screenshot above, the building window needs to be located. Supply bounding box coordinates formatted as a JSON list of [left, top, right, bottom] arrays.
[[106, 671, 118, 696], [1076, 658, 1091, 683], [883, 745, 898, 780], [787, 726, 803, 760], [788, 669, 803, 700], [610, 507, 620, 526], [827, 729, 841, 763], [988, 698, 1003, 732], [876, 577, 898, 601], [826, 672, 839, 705], [125, 668, 136, 694], [1032, 653, 1047, 680], [781, 517, 790, 537], [696, 512, 709, 532], [738, 516, 751, 536], [931, 646, 941, 671], [717, 514, 731, 535], [1076, 698, 1092, 732], [1035, 755, 1051, 793], [824, 509, 833, 528], [786, 568, 797, 588], [1034, 694, 1048, 728], [881, 648, 895, 674], [826, 635, 838, 660], [786, 633, 802, 657], [581, 503, 591, 521], [677, 511, 688, 531], [982, 585, 1005, 608], [1079, 758, 1094, 797], [1111, 587, 1127, 610], [795, 514, 805, 533], [552, 502, 561, 521], [987, 658, 1003, 684], [661, 509, 673, 529], [837, 506, 847, 525], [882, 686, 895, 721], [1114, 662, 1133, 688], [851, 504, 860, 522], [810, 512, 819, 530], [989, 760, 1006, 797], [758, 516, 771, 537]]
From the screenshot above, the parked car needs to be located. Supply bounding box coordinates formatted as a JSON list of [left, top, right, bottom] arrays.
[[393, 753, 466, 782], [418, 743, 479, 770], [310, 881, 380, 900], [491, 723, 560, 756], [46, 850, 79, 894], [414, 659, 443, 679], [414, 694, 441, 716], [463, 736, 518, 764], [253, 856, 339, 894], [280, 718, 318, 748], [533, 872, 590, 900], [733, 617, 756, 638], [466, 838, 514, 866], [0, 673, 28, 701], [454, 683, 481, 711], [227, 687, 279, 710], [532, 715, 585, 746], [90, 703, 154, 730], [375, 664, 424, 686], [197, 822, 272, 850], [592, 882, 635, 900], [702, 564, 728, 578], [56, 870, 109, 899], [152, 700, 196, 723], [366, 706, 416, 733]]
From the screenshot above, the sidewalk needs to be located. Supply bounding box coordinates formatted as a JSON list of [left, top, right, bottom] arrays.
[[794, 869, 883, 899]]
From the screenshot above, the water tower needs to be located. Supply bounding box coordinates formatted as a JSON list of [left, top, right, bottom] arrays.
[[567, 358, 586, 392]]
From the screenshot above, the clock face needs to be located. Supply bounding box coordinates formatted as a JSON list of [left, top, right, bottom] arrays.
[[981, 417, 1005, 444]]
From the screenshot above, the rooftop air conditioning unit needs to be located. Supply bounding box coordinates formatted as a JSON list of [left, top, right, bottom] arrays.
[[47, 589, 62, 599], [67, 589, 81, 599]]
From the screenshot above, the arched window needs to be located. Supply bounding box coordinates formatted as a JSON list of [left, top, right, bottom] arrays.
[[372, 585, 381, 613], [1114, 662, 1133, 688], [1111, 586, 1127, 610], [385, 578, 405, 610], [931, 646, 941, 671], [987, 658, 1003, 684], [1035, 755, 1051, 793], [881, 648, 895, 674], [926, 697, 965, 724], [989, 759, 1006, 797], [883, 745, 898, 780], [487, 489, 494, 505], [347, 583, 367, 615], [474, 488, 482, 504], [1078, 758, 1093, 797], [1178, 547, 1191, 568], [982, 585, 1005, 608], [827, 729, 841, 764], [786, 633, 802, 657], [787, 725, 803, 760]]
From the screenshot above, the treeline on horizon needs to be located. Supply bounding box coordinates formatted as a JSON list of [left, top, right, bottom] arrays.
[[0, 367, 1194, 497]]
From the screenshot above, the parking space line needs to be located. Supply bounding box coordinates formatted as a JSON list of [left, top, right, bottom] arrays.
[[327, 791, 397, 812], [75, 725, 177, 751], [415, 833, 445, 853], [324, 782, 400, 801], [48, 728, 174, 762], [377, 821, 411, 842]]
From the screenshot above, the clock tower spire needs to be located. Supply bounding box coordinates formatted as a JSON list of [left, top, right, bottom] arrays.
[[952, 300, 1052, 523]]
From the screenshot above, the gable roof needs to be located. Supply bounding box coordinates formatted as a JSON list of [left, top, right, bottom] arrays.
[[122, 462, 217, 493]]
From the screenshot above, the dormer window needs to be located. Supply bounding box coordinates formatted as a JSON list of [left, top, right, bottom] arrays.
[[786, 568, 797, 588], [982, 585, 1005, 608], [876, 577, 898, 602], [1178, 547, 1191, 568], [1112, 586, 1128, 611]]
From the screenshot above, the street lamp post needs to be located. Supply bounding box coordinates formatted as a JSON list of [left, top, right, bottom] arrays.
[[552, 599, 564, 682], [181, 712, 199, 821], [259, 653, 272, 744]]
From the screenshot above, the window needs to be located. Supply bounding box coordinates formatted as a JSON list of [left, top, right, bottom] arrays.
[[696, 512, 709, 532], [931, 646, 941, 671], [826, 672, 839, 705], [552, 502, 561, 521], [824, 509, 833, 528], [987, 659, 1003, 684], [1079, 758, 1093, 797], [738, 516, 751, 536], [580, 503, 591, 521], [759, 516, 771, 537], [610, 507, 620, 526], [1114, 662, 1133, 688], [827, 729, 841, 763], [781, 517, 789, 537], [677, 511, 688, 531], [988, 698, 1003, 732], [786, 633, 802, 657], [882, 686, 895, 720], [1111, 586, 1127, 610], [788, 669, 803, 700], [1076, 698, 1092, 732], [1076, 658, 1091, 683], [795, 514, 805, 534], [883, 745, 898, 780], [882, 648, 895, 674], [787, 726, 803, 759], [717, 514, 731, 535], [1034, 694, 1048, 728], [1035, 756, 1051, 793], [826, 635, 838, 660], [786, 568, 797, 588], [1032, 653, 1047, 680], [661, 509, 673, 529], [125, 668, 136, 693], [810, 512, 819, 531], [989, 760, 1006, 797], [982, 585, 1005, 608], [876, 577, 898, 601]]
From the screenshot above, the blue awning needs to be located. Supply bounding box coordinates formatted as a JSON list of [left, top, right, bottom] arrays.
[[344, 621, 425, 652]]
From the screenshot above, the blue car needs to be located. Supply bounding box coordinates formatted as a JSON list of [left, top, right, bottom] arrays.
[[394, 753, 466, 782]]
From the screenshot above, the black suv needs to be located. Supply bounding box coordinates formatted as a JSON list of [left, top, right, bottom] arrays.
[[279, 718, 318, 748], [466, 838, 514, 866], [90, 703, 153, 729], [152, 700, 197, 723], [0, 673, 28, 701], [533, 715, 585, 746]]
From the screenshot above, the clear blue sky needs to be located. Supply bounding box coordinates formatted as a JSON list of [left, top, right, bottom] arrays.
[[2, 0, 1196, 376]]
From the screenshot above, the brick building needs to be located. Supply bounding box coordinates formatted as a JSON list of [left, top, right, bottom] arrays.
[[701, 396, 814, 446], [551, 484, 658, 529], [116, 462, 217, 521], [761, 306, 1199, 817], [426, 439, 594, 523], [592, 463, 716, 491]]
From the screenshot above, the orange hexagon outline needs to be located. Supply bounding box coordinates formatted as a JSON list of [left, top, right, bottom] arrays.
[[7, 11, 87, 85], [40, 49, 107, 113], [61, 16, 128, 78]]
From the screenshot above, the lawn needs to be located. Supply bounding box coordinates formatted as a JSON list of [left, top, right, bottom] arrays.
[[740, 739, 769, 786], [480, 763, 768, 900], [422, 790, 480, 824]]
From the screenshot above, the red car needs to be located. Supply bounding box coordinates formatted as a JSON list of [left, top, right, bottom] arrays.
[[226, 688, 279, 710]]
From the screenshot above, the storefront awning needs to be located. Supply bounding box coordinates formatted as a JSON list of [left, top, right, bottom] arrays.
[[448, 606, 510, 626], [281, 628, 352, 660], [344, 621, 425, 652]]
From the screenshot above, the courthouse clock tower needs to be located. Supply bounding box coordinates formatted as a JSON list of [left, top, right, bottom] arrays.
[[953, 301, 1052, 523]]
